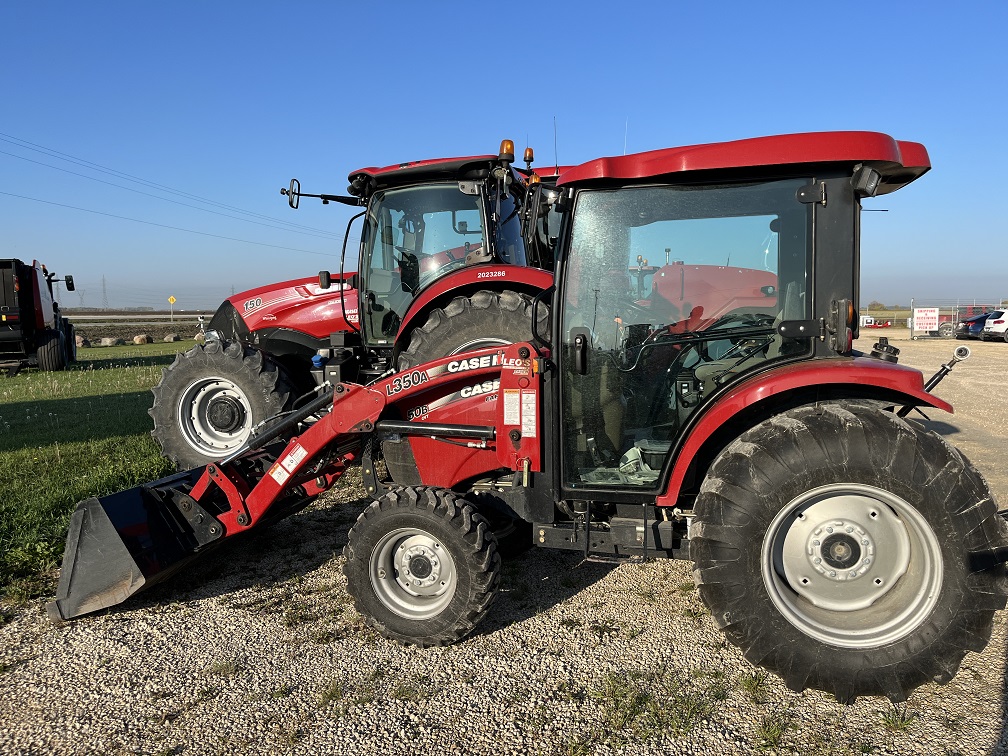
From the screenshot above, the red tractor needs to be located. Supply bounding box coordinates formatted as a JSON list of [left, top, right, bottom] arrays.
[[0, 259, 76, 375], [149, 141, 554, 469], [51, 131, 1008, 704]]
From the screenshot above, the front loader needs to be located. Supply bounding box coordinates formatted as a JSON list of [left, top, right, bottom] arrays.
[[50, 131, 1008, 704]]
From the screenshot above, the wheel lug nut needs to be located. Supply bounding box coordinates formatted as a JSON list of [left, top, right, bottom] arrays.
[[812, 540, 820, 546], [814, 557, 821, 564], [846, 526, 854, 533], [829, 571, 837, 577]]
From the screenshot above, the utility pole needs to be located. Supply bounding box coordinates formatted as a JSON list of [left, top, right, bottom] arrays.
[[102, 276, 109, 309]]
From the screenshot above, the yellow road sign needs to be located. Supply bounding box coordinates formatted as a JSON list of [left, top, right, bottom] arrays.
[[168, 296, 176, 305]]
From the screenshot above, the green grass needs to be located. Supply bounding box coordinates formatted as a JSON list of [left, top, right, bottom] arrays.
[[881, 702, 917, 732], [0, 341, 195, 601]]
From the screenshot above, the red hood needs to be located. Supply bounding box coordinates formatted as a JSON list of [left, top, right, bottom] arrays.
[[230, 275, 359, 339]]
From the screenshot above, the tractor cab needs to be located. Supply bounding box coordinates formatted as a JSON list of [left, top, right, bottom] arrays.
[[354, 164, 527, 347], [335, 141, 546, 358], [281, 140, 553, 383], [543, 132, 931, 497]]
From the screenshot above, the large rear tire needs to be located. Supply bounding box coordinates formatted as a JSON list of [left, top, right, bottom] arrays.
[[36, 328, 67, 371], [149, 340, 291, 470], [343, 487, 500, 646], [396, 289, 545, 371], [690, 401, 1008, 703], [61, 318, 77, 363]]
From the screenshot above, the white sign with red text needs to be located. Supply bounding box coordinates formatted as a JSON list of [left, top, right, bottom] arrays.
[[912, 308, 939, 333]]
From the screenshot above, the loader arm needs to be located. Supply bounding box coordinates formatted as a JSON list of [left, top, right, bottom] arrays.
[[48, 344, 541, 621]]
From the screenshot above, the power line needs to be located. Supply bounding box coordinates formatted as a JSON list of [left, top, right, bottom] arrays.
[[0, 132, 347, 238], [0, 149, 345, 241], [0, 190, 352, 257]]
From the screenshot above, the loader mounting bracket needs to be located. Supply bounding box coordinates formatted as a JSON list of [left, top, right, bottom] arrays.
[[173, 494, 226, 547]]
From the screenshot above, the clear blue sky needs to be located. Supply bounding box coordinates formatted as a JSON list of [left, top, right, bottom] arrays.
[[2, 2, 1006, 310]]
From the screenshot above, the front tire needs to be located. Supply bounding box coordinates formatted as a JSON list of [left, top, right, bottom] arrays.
[[344, 487, 500, 646], [690, 401, 1008, 702], [149, 340, 291, 469]]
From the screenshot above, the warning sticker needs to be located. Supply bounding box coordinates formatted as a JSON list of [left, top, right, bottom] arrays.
[[503, 390, 520, 425], [521, 390, 537, 438], [281, 443, 308, 473], [269, 463, 290, 485]]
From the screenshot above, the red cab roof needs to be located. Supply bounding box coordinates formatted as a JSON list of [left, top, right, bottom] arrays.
[[349, 154, 496, 182], [558, 131, 930, 193]]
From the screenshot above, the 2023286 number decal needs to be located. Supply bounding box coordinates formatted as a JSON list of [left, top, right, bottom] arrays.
[[476, 270, 506, 279]]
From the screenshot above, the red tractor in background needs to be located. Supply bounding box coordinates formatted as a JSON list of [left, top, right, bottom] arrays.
[[0, 258, 76, 375], [52, 131, 1008, 706], [150, 141, 554, 469]]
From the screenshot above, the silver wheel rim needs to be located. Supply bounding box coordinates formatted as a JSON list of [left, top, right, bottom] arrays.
[[762, 483, 943, 648], [370, 527, 457, 620], [176, 376, 253, 456]]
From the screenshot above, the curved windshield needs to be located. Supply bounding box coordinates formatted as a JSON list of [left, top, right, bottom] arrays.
[[361, 184, 486, 343]]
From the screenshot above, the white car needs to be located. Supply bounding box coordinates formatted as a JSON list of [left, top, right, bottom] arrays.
[[980, 310, 1008, 341]]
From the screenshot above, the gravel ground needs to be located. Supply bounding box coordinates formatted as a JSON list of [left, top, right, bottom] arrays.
[[2, 332, 1007, 756]]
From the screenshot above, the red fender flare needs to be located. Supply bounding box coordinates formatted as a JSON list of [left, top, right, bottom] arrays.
[[396, 265, 554, 342], [656, 357, 952, 507]]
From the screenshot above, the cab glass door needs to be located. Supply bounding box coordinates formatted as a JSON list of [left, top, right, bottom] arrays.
[[559, 179, 811, 490]]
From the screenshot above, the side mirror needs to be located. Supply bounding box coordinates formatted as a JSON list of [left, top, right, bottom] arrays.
[[319, 270, 331, 290], [348, 272, 359, 291], [64, 275, 75, 292], [282, 178, 300, 209]]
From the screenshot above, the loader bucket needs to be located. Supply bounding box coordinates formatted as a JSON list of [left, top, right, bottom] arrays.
[[47, 467, 217, 622]]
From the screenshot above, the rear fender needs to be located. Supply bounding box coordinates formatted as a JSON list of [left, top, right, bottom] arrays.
[[655, 357, 953, 507], [394, 265, 553, 352]]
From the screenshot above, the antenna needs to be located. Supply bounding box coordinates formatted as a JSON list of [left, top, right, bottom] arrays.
[[624, 117, 628, 156], [553, 116, 559, 174]]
